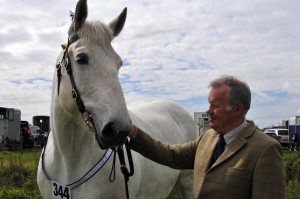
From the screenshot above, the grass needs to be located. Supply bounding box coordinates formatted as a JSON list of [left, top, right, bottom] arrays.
[[0, 148, 299, 199], [0, 148, 42, 199], [283, 148, 300, 199]]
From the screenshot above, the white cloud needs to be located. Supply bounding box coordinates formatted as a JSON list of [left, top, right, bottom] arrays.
[[0, 0, 299, 128]]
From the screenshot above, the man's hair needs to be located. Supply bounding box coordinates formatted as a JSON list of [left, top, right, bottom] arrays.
[[209, 75, 251, 114]]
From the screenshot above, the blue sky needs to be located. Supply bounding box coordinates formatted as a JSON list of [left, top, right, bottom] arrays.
[[0, 0, 300, 128]]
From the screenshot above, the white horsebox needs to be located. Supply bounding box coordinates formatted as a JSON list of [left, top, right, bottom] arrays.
[[37, 0, 198, 198]]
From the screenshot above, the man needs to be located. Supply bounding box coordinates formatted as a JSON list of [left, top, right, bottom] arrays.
[[129, 75, 285, 199], [292, 132, 299, 150]]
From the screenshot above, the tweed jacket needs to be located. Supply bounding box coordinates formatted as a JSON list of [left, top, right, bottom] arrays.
[[130, 121, 286, 199]]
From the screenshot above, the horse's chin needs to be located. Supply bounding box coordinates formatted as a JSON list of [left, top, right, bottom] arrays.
[[89, 111, 132, 149], [95, 137, 109, 150], [94, 130, 129, 149]]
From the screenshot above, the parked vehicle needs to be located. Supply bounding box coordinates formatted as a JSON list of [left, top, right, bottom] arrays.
[[279, 120, 288, 129], [25, 125, 48, 148], [0, 108, 50, 150], [288, 116, 300, 148], [265, 132, 281, 143], [32, 115, 50, 134], [30, 126, 48, 148], [264, 128, 289, 146], [0, 107, 21, 150]]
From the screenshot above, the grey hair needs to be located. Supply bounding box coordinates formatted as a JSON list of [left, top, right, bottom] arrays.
[[209, 75, 251, 114], [69, 20, 113, 45]]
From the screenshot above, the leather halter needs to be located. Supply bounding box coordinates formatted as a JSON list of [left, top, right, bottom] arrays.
[[56, 32, 83, 111], [56, 32, 95, 133]]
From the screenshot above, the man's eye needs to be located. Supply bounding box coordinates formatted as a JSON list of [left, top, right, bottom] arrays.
[[75, 53, 89, 64]]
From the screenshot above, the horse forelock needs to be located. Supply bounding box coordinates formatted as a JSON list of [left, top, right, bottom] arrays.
[[75, 20, 113, 47]]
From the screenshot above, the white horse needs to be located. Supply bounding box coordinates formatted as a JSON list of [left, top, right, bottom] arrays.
[[37, 0, 198, 198]]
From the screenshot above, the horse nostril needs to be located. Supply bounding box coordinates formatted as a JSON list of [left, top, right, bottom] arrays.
[[102, 122, 117, 138]]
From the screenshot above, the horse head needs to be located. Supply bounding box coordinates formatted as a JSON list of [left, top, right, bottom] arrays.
[[54, 0, 131, 149]]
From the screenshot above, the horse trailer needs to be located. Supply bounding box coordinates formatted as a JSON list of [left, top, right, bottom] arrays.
[[289, 116, 300, 146], [279, 120, 288, 129], [33, 115, 50, 133], [0, 107, 21, 150]]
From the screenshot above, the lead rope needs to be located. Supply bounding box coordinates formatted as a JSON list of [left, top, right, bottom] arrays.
[[109, 139, 134, 199], [109, 150, 117, 182]]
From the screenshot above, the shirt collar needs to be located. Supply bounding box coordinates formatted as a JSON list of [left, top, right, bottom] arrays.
[[223, 120, 248, 146]]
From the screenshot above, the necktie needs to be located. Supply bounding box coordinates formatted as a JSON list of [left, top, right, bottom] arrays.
[[210, 134, 226, 167], [215, 134, 226, 159]]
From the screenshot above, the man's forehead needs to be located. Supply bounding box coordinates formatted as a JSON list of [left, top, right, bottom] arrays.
[[208, 85, 229, 102], [209, 85, 229, 95]]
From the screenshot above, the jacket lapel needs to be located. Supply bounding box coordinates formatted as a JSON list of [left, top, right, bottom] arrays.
[[200, 130, 219, 171], [193, 130, 220, 198], [210, 122, 256, 168]]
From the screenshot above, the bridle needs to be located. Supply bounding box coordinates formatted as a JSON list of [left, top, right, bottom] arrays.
[[56, 32, 95, 134], [54, 32, 134, 199]]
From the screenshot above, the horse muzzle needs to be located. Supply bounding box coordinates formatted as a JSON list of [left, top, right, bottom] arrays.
[[95, 120, 131, 149]]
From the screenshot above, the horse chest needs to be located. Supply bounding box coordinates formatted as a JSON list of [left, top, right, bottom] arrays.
[[38, 147, 121, 199], [38, 163, 127, 199]]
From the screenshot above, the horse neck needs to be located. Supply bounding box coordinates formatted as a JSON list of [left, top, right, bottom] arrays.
[[50, 104, 103, 167], [43, 101, 110, 185]]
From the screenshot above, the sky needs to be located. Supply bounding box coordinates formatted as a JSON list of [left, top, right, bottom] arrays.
[[0, 0, 299, 129]]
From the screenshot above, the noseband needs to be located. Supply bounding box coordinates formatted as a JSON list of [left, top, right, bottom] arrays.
[[56, 32, 95, 133]]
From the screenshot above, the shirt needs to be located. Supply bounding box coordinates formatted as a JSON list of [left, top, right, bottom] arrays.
[[224, 120, 248, 147]]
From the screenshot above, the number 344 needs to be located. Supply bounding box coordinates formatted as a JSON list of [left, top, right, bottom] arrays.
[[52, 181, 71, 199]]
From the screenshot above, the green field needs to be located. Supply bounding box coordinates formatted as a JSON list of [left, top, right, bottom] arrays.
[[0, 148, 42, 199], [0, 148, 299, 199]]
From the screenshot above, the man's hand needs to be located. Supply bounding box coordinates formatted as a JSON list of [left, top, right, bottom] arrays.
[[129, 124, 139, 140]]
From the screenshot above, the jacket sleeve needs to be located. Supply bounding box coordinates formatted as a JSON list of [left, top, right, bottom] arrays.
[[252, 141, 286, 199], [129, 128, 199, 170]]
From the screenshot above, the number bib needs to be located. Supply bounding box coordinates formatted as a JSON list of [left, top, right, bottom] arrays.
[[52, 181, 72, 199]]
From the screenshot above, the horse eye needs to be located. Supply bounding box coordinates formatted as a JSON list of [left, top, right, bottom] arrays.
[[75, 53, 89, 65]]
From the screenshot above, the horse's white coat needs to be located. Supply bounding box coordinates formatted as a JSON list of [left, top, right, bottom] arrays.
[[37, 1, 198, 198]]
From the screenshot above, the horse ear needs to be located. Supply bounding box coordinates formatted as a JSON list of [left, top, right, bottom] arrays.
[[109, 7, 127, 37], [73, 0, 88, 31]]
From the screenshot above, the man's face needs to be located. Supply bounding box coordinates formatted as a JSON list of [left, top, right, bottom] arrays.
[[206, 85, 235, 134]]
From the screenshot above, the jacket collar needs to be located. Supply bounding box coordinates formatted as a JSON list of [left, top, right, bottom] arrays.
[[208, 120, 257, 169]]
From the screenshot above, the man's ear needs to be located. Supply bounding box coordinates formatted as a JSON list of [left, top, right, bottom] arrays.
[[233, 103, 244, 116]]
